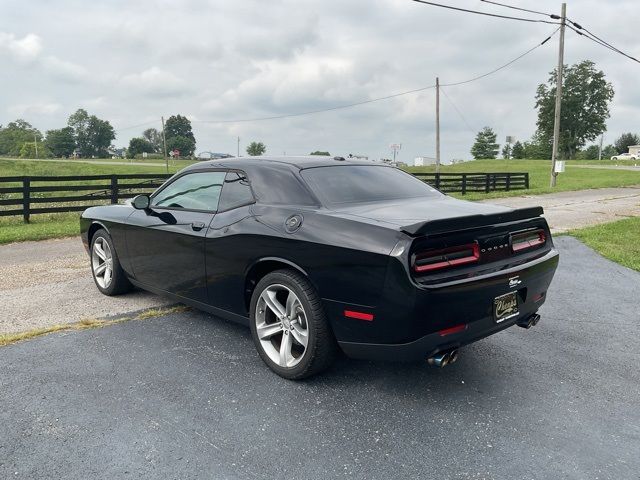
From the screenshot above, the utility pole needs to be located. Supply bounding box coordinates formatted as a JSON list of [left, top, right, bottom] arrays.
[[435, 76, 441, 174], [34, 134, 39, 158], [550, 2, 566, 187], [161, 116, 168, 173], [237, 136, 240, 157], [598, 134, 604, 160]]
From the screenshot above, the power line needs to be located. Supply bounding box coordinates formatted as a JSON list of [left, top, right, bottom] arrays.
[[115, 120, 158, 133], [441, 28, 558, 87], [479, 0, 556, 19], [440, 87, 477, 134], [193, 30, 557, 125], [411, 0, 561, 25], [566, 21, 640, 64]]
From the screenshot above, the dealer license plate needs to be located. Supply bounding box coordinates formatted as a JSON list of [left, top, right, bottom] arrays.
[[494, 291, 519, 323]]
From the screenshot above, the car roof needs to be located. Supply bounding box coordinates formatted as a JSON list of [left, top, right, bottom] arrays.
[[182, 155, 383, 172]]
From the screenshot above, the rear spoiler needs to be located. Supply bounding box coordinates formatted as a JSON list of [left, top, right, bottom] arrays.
[[401, 206, 544, 237]]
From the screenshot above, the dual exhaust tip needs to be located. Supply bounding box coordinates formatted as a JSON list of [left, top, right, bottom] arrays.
[[517, 313, 541, 329], [428, 314, 542, 367], [427, 348, 459, 368]]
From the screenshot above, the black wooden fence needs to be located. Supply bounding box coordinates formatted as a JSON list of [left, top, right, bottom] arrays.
[[413, 172, 529, 194], [0, 171, 529, 222], [0, 174, 172, 223]]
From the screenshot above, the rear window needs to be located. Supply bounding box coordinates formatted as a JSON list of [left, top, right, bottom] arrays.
[[300, 165, 440, 206]]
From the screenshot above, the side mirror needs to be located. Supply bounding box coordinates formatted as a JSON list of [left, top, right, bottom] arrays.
[[132, 194, 150, 210]]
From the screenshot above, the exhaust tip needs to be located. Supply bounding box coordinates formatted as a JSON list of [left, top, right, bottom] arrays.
[[427, 349, 458, 367]]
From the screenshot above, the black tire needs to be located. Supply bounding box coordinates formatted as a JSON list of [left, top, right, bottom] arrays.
[[249, 269, 338, 380], [90, 229, 133, 296]]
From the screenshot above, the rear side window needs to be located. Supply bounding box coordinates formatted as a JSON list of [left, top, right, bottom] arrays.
[[249, 165, 317, 206], [152, 171, 226, 211], [218, 171, 255, 211]]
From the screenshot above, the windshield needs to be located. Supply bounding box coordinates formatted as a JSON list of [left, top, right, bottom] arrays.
[[300, 165, 441, 206]]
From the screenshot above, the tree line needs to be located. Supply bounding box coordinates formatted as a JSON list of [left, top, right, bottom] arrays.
[[470, 60, 633, 161]]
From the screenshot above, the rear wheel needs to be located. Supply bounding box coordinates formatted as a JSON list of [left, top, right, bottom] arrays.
[[90, 229, 132, 296], [249, 269, 337, 379]]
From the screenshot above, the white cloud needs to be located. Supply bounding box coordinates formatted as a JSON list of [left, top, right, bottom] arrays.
[[7, 102, 61, 117], [0, 32, 42, 62], [43, 56, 88, 82]]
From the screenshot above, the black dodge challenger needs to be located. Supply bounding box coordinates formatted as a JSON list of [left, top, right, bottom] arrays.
[[81, 156, 559, 379]]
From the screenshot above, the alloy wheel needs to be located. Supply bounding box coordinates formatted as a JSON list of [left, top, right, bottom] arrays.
[[91, 237, 113, 289], [255, 284, 309, 368]]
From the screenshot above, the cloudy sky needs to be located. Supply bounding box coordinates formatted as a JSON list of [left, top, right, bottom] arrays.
[[1, 0, 638, 162]]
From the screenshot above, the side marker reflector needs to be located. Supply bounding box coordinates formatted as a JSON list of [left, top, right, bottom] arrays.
[[344, 310, 374, 321], [438, 324, 468, 336]]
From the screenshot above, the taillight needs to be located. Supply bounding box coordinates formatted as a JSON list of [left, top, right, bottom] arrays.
[[511, 229, 546, 253], [413, 242, 479, 273]]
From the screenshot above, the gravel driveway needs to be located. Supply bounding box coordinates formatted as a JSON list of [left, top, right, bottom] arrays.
[[1, 237, 638, 479]]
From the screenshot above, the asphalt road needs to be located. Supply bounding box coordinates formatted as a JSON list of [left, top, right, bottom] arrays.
[[1, 237, 638, 479]]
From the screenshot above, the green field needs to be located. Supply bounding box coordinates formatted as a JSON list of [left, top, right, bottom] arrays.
[[1, 157, 640, 245], [407, 159, 640, 200], [569, 217, 640, 272]]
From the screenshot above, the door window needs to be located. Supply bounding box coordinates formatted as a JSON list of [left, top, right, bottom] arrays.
[[152, 172, 226, 211], [218, 171, 255, 211]]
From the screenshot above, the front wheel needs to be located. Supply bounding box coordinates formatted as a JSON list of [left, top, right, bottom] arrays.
[[249, 269, 337, 380], [90, 229, 133, 296]]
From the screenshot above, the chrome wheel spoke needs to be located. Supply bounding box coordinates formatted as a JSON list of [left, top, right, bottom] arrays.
[[262, 290, 286, 318], [94, 243, 107, 261], [285, 293, 299, 318], [279, 330, 294, 367], [257, 322, 283, 340], [94, 263, 107, 276], [290, 323, 308, 348]]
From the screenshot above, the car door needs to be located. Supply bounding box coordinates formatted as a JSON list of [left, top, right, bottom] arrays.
[[126, 170, 226, 303]]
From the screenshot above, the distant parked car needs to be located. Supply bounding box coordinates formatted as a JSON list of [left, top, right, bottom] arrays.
[[611, 153, 637, 161]]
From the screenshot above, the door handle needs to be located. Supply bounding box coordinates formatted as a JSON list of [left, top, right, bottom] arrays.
[[191, 221, 206, 231]]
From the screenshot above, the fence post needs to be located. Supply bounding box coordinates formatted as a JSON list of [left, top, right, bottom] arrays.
[[110, 175, 119, 204], [435, 172, 441, 190], [22, 177, 31, 224], [506, 173, 511, 191], [461, 174, 467, 195], [485, 174, 490, 193], [524, 172, 529, 189]]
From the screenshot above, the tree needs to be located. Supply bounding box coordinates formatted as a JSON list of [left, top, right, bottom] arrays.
[[577, 144, 601, 160], [310, 151, 330, 156], [0, 119, 42, 156], [246, 141, 266, 156], [142, 127, 163, 153], [501, 144, 511, 159], [614, 133, 640, 155], [128, 137, 155, 158], [45, 127, 76, 157], [164, 115, 195, 156], [67, 109, 115, 157], [511, 141, 525, 159], [535, 60, 614, 160], [602, 144, 617, 159], [470, 127, 499, 159]]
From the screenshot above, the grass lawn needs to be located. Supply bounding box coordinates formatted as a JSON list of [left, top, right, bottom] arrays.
[[568, 217, 640, 272], [406, 159, 640, 200], [0, 158, 187, 245]]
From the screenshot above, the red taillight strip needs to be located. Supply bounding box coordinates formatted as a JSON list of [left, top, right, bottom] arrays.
[[344, 310, 374, 321], [438, 324, 468, 336], [414, 243, 480, 273], [511, 229, 546, 252]]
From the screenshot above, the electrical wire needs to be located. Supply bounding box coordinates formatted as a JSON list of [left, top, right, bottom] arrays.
[[193, 29, 558, 125], [411, 0, 560, 25], [115, 120, 159, 133], [441, 28, 558, 87], [479, 0, 556, 19], [567, 21, 640, 64], [440, 87, 477, 134]]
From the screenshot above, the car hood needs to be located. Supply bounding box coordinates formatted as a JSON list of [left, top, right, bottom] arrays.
[[324, 196, 512, 228]]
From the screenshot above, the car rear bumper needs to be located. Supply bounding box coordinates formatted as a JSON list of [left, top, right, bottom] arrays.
[[337, 311, 539, 361]]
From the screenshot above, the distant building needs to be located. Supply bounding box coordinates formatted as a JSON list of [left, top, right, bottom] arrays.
[[628, 145, 640, 156], [414, 156, 436, 166]]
